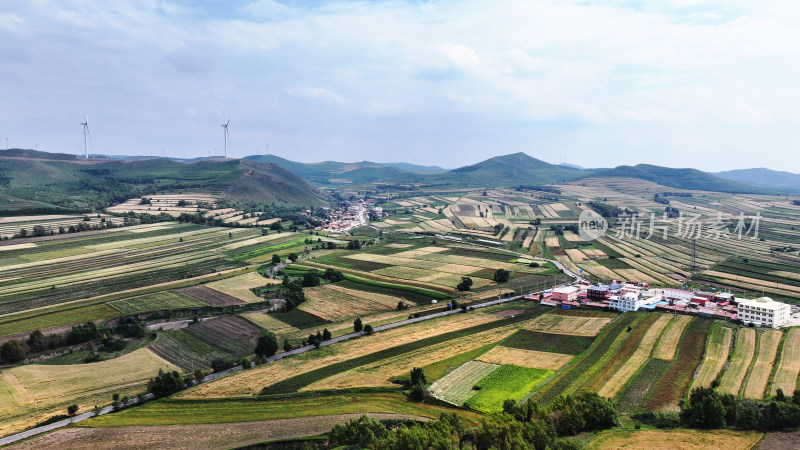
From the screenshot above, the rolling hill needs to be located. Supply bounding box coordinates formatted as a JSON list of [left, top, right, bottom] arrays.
[[0, 150, 329, 212], [383, 152, 585, 188], [245, 155, 404, 184], [586, 164, 767, 194], [716, 168, 800, 191]]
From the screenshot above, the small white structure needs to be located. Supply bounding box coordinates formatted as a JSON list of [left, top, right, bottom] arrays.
[[609, 292, 648, 312], [737, 297, 791, 328]]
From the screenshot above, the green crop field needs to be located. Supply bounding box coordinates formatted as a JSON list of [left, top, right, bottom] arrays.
[[109, 291, 206, 315], [501, 329, 595, 355], [465, 365, 552, 413]]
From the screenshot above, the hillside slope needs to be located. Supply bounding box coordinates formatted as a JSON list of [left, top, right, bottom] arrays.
[[0, 150, 329, 211], [716, 168, 800, 191], [245, 155, 404, 184], [386, 152, 584, 187], [587, 164, 766, 194]]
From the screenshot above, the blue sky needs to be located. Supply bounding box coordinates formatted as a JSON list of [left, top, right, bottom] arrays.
[[1, 0, 799, 171]]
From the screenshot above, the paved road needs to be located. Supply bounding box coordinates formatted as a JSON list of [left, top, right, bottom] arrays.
[[0, 288, 540, 446], [1, 229, 585, 446]]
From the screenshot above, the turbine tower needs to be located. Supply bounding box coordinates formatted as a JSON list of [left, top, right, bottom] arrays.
[[80, 115, 90, 158], [220, 109, 230, 159]]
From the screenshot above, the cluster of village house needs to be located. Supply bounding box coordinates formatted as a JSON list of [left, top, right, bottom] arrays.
[[528, 282, 795, 328]]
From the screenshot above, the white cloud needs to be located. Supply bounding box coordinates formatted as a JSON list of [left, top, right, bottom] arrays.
[[0, 0, 799, 170]]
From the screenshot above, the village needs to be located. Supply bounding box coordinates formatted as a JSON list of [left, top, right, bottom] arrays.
[[529, 280, 800, 329]]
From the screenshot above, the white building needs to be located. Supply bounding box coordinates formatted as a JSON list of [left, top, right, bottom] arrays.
[[737, 297, 791, 328], [609, 292, 648, 312]]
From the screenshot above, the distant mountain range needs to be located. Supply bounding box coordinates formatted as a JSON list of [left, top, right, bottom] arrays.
[[0, 149, 328, 211], [3, 149, 795, 215], [715, 168, 800, 191]]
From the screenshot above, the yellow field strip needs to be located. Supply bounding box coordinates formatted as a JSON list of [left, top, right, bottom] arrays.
[[771, 328, 800, 396], [691, 326, 733, 391], [597, 314, 672, 398], [652, 315, 693, 360], [742, 330, 782, 399], [718, 328, 756, 395]]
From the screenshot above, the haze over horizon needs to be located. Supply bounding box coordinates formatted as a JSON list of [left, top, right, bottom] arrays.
[[3, 1, 800, 172]]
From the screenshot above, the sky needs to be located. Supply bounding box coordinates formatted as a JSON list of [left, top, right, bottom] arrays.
[[2, 0, 800, 171]]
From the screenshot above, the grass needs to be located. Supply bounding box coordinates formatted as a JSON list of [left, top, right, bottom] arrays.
[[204, 272, 276, 303], [585, 429, 763, 450], [340, 274, 449, 302], [428, 360, 499, 405], [718, 328, 757, 395], [597, 314, 672, 399], [0, 348, 178, 437], [742, 329, 782, 399], [691, 323, 734, 391], [534, 314, 637, 405], [465, 365, 552, 413], [500, 330, 595, 355], [260, 310, 546, 395], [652, 315, 693, 360], [641, 317, 711, 411], [108, 291, 206, 315], [80, 393, 483, 427], [477, 346, 573, 371], [771, 327, 800, 396], [421, 344, 497, 382], [269, 308, 331, 329]]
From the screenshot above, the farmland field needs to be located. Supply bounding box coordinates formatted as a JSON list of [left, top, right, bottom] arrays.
[[586, 429, 763, 450], [718, 328, 757, 396], [300, 283, 412, 321], [501, 329, 595, 355], [691, 324, 734, 391], [465, 365, 552, 413], [428, 360, 499, 405], [108, 291, 206, 315], [477, 346, 573, 371], [523, 313, 612, 336], [178, 285, 244, 307], [652, 314, 693, 360], [742, 329, 782, 399], [0, 348, 178, 436], [204, 272, 276, 303], [771, 328, 800, 396]]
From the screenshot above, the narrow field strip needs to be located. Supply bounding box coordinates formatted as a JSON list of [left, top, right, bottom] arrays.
[[428, 360, 499, 405], [477, 346, 573, 371], [771, 328, 800, 396], [718, 328, 757, 395], [742, 330, 782, 399], [597, 314, 672, 399], [652, 315, 693, 360], [691, 325, 734, 391]]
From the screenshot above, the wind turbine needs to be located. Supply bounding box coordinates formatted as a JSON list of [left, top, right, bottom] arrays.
[[80, 115, 91, 158], [220, 109, 230, 159]]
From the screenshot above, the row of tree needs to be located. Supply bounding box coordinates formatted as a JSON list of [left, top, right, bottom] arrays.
[[328, 391, 617, 450], [0, 322, 105, 363]]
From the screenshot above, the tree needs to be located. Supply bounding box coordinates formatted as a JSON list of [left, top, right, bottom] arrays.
[[27, 330, 47, 352], [270, 221, 283, 231], [301, 270, 321, 287], [288, 253, 298, 262], [271, 254, 281, 265], [410, 367, 427, 386], [322, 328, 332, 341], [283, 339, 292, 352], [147, 369, 184, 398], [240, 356, 251, 369], [323, 268, 344, 282], [493, 269, 511, 283], [364, 324, 374, 335], [1, 340, 25, 362], [194, 368, 205, 382], [354, 317, 363, 333], [456, 276, 473, 292], [254, 332, 278, 358], [397, 301, 406, 310], [347, 239, 362, 250], [67, 404, 79, 416]]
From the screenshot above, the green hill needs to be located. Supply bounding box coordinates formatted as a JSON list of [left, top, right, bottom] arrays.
[[387, 152, 584, 187], [587, 164, 767, 194], [245, 155, 405, 184], [716, 168, 800, 191], [0, 150, 329, 212]]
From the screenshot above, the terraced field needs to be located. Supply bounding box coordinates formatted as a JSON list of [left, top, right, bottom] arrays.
[[771, 328, 800, 396], [691, 324, 734, 391], [718, 328, 757, 396], [429, 360, 499, 405]]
